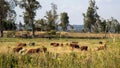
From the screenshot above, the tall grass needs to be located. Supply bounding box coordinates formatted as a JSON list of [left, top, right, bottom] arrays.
[[0, 50, 120, 68]]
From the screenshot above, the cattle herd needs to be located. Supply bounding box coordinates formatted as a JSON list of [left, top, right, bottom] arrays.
[[12, 43, 47, 55], [12, 41, 108, 55]]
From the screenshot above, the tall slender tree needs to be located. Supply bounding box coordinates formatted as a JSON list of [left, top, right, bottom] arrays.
[[60, 12, 69, 31], [45, 3, 58, 31], [83, 0, 99, 32], [19, 0, 41, 37], [0, 0, 17, 37]]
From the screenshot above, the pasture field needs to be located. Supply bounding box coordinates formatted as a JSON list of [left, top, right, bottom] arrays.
[[0, 37, 120, 68]]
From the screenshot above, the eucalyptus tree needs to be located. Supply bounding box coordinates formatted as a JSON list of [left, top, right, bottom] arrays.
[[36, 19, 47, 31], [19, 0, 41, 37], [45, 3, 58, 31], [60, 12, 69, 31], [0, 0, 17, 37], [83, 0, 99, 32]]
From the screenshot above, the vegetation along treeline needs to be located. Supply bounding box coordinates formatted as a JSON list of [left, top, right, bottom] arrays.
[[0, 0, 120, 37]]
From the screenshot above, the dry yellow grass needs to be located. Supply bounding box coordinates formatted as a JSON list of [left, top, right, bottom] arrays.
[[0, 38, 120, 68], [0, 37, 112, 54]]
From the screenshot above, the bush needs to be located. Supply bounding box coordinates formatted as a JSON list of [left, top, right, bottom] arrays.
[[6, 31, 15, 37]]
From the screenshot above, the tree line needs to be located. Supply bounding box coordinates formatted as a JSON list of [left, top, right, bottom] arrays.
[[83, 0, 120, 33], [0, 0, 120, 37]]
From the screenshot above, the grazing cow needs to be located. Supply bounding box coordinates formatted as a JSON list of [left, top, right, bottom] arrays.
[[27, 48, 40, 54], [61, 43, 64, 46], [50, 42, 59, 47], [17, 43, 26, 47], [97, 44, 107, 50], [42, 46, 47, 53], [80, 46, 88, 51], [70, 43, 80, 49], [13, 46, 23, 53], [99, 41, 103, 44], [29, 42, 35, 46]]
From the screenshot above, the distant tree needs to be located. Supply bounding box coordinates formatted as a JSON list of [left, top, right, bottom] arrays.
[[35, 19, 46, 31], [106, 17, 120, 33], [45, 3, 58, 31], [100, 19, 107, 33], [83, 0, 99, 32], [19, 0, 41, 37], [60, 12, 69, 31], [0, 0, 17, 37]]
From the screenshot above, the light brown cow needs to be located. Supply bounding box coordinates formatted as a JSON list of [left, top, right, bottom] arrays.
[[13, 46, 23, 53], [17, 43, 26, 47], [27, 48, 40, 54]]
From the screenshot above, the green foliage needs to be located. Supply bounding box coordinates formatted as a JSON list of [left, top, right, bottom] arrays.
[[45, 3, 58, 31], [0, 0, 16, 37], [49, 30, 57, 35], [2, 20, 16, 30], [35, 19, 47, 31], [19, 0, 41, 37], [60, 12, 69, 31], [83, 0, 100, 32], [83, 0, 120, 33]]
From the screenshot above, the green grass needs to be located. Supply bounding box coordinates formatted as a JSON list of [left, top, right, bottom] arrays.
[[0, 38, 120, 68]]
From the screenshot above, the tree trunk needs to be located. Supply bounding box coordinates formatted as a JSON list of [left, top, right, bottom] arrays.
[[31, 19, 35, 37], [0, 30, 3, 37], [0, 19, 3, 37]]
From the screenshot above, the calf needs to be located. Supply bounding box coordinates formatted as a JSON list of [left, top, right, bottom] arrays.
[[99, 41, 103, 44], [17, 43, 26, 47], [27, 48, 40, 54], [80, 46, 88, 51], [50, 42, 59, 47], [13, 46, 23, 53], [97, 44, 107, 50]]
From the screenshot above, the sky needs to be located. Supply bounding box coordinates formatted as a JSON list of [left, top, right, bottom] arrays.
[[15, 0, 120, 25]]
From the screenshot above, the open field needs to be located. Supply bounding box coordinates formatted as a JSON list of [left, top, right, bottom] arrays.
[[0, 37, 120, 68]]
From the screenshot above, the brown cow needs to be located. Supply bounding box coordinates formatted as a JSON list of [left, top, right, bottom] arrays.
[[66, 43, 69, 46], [27, 48, 40, 54], [50, 42, 59, 47], [97, 44, 107, 50], [61, 43, 64, 46], [99, 41, 103, 44], [80, 46, 88, 51], [70, 43, 80, 49], [13, 46, 23, 53], [17, 43, 26, 47]]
